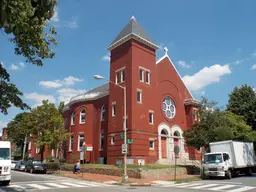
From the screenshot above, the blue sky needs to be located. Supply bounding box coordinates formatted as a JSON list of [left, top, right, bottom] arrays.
[[1, 0, 256, 131]]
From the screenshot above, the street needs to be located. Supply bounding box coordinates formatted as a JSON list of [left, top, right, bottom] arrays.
[[0, 171, 256, 192]]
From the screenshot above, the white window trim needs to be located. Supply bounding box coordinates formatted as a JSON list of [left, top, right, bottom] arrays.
[[79, 109, 86, 124], [121, 70, 125, 82], [115, 66, 126, 72], [36, 147, 40, 154], [112, 102, 116, 117], [111, 136, 115, 145], [137, 89, 142, 103], [149, 140, 155, 150], [149, 110, 154, 125], [139, 68, 144, 82], [146, 71, 150, 84], [115, 72, 120, 84], [28, 141, 32, 150], [69, 134, 74, 151], [71, 111, 75, 125], [77, 133, 84, 151], [101, 105, 106, 121], [100, 132, 104, 151]]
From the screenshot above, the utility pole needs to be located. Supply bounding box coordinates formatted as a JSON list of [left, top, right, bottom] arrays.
[[22, 135, 27, 160]]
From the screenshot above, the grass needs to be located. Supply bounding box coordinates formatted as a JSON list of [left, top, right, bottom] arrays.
[[170, 176, 201, 184], [63, 163, 183, 170]]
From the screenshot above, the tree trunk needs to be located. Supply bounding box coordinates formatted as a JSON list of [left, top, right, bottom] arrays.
[[40, 145, 45, 162]]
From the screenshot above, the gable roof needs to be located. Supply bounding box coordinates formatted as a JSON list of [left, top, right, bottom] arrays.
[[108, 16, 159, 51], [156, 54, 195, 100]]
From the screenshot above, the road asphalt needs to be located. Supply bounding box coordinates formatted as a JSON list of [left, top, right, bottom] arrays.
[[0, 170, 255, 192]]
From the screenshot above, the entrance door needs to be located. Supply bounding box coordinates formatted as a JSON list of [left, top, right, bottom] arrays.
[[161, 137, 167, 158]]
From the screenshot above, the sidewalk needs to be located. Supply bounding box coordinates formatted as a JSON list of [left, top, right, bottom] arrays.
[[55, 170, 200, 185]]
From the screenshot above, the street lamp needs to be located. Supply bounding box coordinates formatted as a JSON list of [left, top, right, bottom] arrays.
[[93, 75, 128, 183]]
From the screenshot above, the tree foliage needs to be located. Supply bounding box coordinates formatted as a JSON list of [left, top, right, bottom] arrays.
[[183, 97, 256, 150], [7, 100, 69, 161], [0, 0, 57, 66], [227, 84, 256, 130], [0, 62, 30, 115]]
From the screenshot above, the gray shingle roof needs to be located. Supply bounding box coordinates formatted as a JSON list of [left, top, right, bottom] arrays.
[[109, 16, 156, 47]]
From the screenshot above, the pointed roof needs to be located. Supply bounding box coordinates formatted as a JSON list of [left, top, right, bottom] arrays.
[[108, 16, 159, 51]]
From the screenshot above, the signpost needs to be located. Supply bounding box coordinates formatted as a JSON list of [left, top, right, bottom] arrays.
[[81, 142, 87, 178], [174, 145, 180, 181]]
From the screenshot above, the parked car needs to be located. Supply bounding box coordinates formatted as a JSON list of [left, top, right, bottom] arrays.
[[14, 161, 26, 171], [24, 160, 47, 174], [11, 160, 18, 170]]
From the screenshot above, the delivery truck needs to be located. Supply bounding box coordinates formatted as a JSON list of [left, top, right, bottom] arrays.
[[0, 141, 11, 185], [201, 140, 256, 179]]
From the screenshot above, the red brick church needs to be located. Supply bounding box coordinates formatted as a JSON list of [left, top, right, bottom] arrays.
[[63, 16, 201, 165]]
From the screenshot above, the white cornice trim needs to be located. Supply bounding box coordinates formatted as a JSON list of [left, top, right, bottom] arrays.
[[63, 91, 109, 112], [156, 54, 195, 100], [107, 33, 159, 51]]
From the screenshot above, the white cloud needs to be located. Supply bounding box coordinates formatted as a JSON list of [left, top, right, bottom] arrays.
[[19, 62, 25, 67], [65, 17, 78, 29], [177, 60, 192, 68], [39, 76, 83, 88], [252, 51, 256, 57], [253, 88, 256, 93], [10, 62, 25, 70], [50, 7, 59, 22], [102, 54, 110, 61], [233, 60, 243, 65], [251, 64, 256, 70], [0, 61, 4, 67], [63, 76, 83, 86], [39, 80, 62, 88], [10, 64, 19, 70], [24, 92, 56, 108], [57, 88, 86, 104], [183, 64, 231, 91]]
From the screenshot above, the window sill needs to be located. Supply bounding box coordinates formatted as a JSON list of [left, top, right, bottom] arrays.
[[149, 148, 155, 151], [137, 102, 142, 104], [68, 150, 73, 153], [79, 122, 85, 124], [149, 123, 154, 125]]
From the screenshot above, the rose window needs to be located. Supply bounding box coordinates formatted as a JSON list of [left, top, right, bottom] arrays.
[[162, 96, 176, 119]]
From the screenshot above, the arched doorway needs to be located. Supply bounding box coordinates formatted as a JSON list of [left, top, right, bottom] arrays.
[[161, 129, 168, 158]]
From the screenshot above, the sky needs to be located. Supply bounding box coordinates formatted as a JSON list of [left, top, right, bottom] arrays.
[[1, 0, 256, 132]]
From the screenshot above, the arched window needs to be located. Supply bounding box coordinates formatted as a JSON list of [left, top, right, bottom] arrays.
[[101, 105, 106, 121], [71, 111, 75, 125], [80, 109, 86, 124]]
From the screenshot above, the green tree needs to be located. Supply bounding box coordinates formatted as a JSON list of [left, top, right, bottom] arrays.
[[227, 84, 256, 130], [183, 97, 256, 150], [0, 0, 57, 66], [0, 0, 57, 114], [30, 100, 68, 162], [0, 63, 30, 115]]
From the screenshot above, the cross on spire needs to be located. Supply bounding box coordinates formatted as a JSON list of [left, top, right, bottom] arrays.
[[164, 47, 168, 55]]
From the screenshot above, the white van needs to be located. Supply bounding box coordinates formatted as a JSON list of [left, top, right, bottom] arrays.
[[0, 141, 11, 185]]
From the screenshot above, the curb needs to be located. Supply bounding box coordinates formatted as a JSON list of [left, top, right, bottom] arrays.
[[130, 182, 151, 186]]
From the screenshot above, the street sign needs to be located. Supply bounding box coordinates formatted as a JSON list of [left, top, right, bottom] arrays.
[[122, 144, 127, 154], [127, 139, 133, 144], [86, 144, 93, 151], [174, 145, 180, 155], [81, 142, 87, 152], [80, 152, 84, 160], [120, 133, 124, 139]]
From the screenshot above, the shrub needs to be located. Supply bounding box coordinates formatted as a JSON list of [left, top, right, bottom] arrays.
[[45, 162, 60, 171]]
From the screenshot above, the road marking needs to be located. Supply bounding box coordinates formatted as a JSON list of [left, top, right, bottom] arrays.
[[226, 186, 256, 192], [176, 183, 204, 187], [9, 184, 27, 191], [60, 182, 88, 187], [45, 183, 69, 188], [191, 183, 220, 189], [27, 184, 51, 189], [211, 185, 237, 190]]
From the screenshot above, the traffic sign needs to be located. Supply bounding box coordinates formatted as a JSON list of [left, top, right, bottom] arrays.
[[122, 144, 127, 154], [127, 139, 133, 144], [120, 133, 124, 139]]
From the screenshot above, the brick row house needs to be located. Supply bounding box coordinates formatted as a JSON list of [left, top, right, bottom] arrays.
[[62, 16, 201, 165]]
